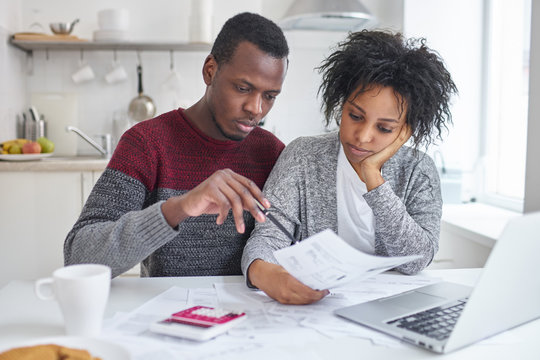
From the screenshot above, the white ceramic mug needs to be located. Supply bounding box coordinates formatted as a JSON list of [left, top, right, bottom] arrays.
[[35, 264, 111, 337], [105, 62, 128, 84], [72, 64, 95, 84]]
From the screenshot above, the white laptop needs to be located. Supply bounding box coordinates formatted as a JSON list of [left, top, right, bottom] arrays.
[[334, 211, 540, 353]]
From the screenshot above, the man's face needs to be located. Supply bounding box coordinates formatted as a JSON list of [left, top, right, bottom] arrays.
[[203, 41, 287, 141]]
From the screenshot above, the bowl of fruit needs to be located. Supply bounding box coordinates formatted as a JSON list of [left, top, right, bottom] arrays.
[[0, 137, 55, 161]]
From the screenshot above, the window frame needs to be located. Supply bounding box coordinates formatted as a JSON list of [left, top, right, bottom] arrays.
[[477, 0, 531, 212]]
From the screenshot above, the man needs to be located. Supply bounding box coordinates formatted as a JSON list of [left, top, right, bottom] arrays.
[[64, 12, 289, 278]]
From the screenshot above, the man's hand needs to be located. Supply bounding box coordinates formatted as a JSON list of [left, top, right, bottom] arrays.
[[161, 169, 269, 233], [248, 259, 329, 304], [357, 124, 413, 190]]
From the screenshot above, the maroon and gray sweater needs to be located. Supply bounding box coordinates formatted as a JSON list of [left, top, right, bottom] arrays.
[[64, 108, 284, 278]]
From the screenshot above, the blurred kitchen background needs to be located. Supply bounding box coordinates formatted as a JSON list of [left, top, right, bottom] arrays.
[[1, 0, 539, 283]]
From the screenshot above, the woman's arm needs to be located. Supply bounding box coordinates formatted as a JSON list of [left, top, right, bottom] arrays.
[[365, 155, 441, 274], [241, 144, 302, 270], [352, 125, 439, 273], [241, 138, 329, 304]]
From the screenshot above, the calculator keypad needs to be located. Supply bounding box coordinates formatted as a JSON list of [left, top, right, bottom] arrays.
[[172, 306, 244, 326]]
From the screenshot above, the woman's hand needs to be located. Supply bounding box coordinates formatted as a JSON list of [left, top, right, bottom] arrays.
[[248, 259, 329, 304], [357, 124, 412, 191]]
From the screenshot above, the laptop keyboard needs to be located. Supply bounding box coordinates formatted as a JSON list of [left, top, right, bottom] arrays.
[[386, 298, 468, 341]]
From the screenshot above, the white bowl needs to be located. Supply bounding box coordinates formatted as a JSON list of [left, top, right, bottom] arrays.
[[93, 29, 129, 42], [98, 8, 129, 30]]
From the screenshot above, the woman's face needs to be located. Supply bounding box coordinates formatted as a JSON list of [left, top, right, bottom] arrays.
[[339, 85, 407, 168]]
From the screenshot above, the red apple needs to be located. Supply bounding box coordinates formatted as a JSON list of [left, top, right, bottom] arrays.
[[22, 141, 42, 154]]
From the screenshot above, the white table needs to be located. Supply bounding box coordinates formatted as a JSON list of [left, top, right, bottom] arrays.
[[0, 269, 539, 359]]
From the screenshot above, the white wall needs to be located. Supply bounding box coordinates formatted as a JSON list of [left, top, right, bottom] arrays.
[[17, 0, 266, 154], [0, 0, 26, 140], [1, 0, 401, 153], [270, 0, 404, 144], [19, 0, 263, 42], [403, 0, 484, 202], [267, 30, 350, 144]]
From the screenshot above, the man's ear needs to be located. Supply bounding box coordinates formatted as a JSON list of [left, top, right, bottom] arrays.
[[202, 55, 218, 86]]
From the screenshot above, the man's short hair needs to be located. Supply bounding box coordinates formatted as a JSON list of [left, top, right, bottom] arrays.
[[211, 12, 289, 65]]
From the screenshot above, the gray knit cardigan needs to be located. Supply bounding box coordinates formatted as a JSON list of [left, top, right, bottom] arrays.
[[241, 131, 442, 277]]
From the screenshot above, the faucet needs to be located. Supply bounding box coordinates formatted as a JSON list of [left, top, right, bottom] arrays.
[[66, 126, 112, 158]]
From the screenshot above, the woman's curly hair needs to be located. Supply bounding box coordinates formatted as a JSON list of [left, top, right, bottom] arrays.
[[318, 30, 457, 148]]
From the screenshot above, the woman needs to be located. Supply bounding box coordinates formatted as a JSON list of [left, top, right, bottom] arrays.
[[241, 30, 457, 304]]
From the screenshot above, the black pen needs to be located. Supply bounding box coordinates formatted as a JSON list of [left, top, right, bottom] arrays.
[[254, 199, 298, 244]]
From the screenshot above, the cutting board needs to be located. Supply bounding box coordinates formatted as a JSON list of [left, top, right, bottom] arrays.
[[31, 93, 79, 156], [12, 33, 87, 42]]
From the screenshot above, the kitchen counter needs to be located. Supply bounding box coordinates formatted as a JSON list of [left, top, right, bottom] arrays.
[[0, 156, 109, 171]]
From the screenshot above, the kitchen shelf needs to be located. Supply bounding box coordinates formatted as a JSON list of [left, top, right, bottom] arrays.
[[10, 38, 212, 53]]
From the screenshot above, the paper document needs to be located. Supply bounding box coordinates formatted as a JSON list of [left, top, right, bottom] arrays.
[[102, 273, 443, 358], [273, 229, 421, 290]]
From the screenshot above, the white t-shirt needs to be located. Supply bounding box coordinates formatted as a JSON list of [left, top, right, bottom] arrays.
[[336, 144, 376, 254]]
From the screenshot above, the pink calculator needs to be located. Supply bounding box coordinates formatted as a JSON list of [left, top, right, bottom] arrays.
[[150, 306, 247, 341]]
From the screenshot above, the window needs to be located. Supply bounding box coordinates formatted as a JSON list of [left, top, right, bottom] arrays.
[[480, 0, 531, 211]]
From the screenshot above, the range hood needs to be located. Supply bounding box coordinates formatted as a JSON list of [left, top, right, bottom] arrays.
[[280, 0, 377, 31]]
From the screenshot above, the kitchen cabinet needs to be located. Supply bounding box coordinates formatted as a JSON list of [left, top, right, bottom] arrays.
[[427, 223, 492, 269], [426, 203, 519, 270], [0, 167, 104, 286]]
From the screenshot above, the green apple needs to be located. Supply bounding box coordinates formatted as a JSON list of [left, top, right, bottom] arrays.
[[37, 137, 55, 153], [8, 144, 22, 154]]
